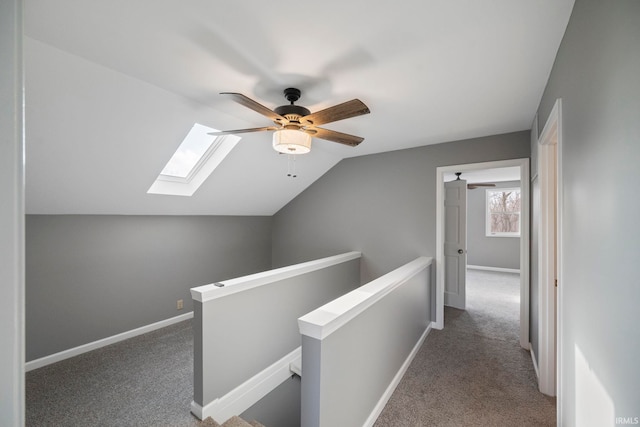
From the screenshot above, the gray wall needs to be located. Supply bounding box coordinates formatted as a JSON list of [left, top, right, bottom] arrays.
[[536, 0, 640, 423], [195, 257, 360, 406], [25, 215, 272, 361], [467, 181, 520, 270], [467, 180, 521, 269], [272, 131, 530, 284], [240, 376, 301, 427], [301, 264, 431, 427]]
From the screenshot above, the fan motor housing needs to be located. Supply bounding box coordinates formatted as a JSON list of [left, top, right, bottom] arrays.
[[274, 104, 310, 118]]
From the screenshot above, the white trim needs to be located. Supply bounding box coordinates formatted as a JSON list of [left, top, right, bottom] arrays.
[[363, 322, 434, 427], [0, 1, 25, 423], [435, 170, 446, 329], [538, 101, 560, 147], [191, 347, 301, 422], [298, 257, 432, 340], [25, 312, 194, 372], [289, 358, 302, 378], [537, 98, 562, 398], [191, 251, 361, 303], [556, 103, 564, 422], [467, 265, 520, 274], [530, 344, 540, 381], [436, 158, 530, 349]]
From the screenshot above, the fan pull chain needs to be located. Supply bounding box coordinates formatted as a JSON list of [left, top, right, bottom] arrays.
[[287, 154, 297, 178]]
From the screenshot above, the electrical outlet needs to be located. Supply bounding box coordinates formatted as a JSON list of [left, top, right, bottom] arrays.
[[177, 299, 183, 310]]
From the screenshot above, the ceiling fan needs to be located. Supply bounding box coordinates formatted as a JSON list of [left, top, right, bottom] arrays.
[[209, 88, 370, 154], [454, 172, 497, 190], [467, 183, 497, 189]]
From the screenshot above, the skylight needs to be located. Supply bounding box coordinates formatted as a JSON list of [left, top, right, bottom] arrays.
[[160, 123, 216, 178], [147, 123, 240, 196]]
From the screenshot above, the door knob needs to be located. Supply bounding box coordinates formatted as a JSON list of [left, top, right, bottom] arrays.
[[458, 249, 464, 254]]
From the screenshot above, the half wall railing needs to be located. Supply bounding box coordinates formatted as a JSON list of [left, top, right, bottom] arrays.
[[298, 256, 433, 427], [190, 251, 361, 423]]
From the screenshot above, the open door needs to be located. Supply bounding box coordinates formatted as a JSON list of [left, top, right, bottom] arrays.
[[444, 177, 467, 309]]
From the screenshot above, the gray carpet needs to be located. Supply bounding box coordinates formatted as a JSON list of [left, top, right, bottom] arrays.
[[26, 319, 207, 427], [27, 270, 555, 426], [373, 269, 556, 426], [26, 320, 265, 427]]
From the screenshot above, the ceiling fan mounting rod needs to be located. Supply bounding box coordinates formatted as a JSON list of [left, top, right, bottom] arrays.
[[283, 87, 301, 104], [273, 88, 310, 121]]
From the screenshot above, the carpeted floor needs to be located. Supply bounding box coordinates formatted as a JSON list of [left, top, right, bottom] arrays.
[[26, 319, 207, 427], [27, 270, 555, 426], [373, 269, 556, 426]]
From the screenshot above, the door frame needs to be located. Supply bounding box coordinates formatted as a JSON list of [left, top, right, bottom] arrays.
[[435, 158, 531, 350], [537, 98, 562, 398], [1, 0, 25, 424]]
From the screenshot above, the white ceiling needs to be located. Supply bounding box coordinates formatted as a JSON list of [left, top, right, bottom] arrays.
[[23, 0, 574, 215]]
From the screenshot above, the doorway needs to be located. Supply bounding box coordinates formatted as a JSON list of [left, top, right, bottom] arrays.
[[435, 158, 531, 350], [535, 98, 562, 398]]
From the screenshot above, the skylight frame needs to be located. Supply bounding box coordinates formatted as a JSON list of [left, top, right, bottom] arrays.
[[156, 137, 224, 184], [147, 123, 240, 197]]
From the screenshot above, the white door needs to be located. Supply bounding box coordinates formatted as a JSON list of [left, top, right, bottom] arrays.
[[444, 178, 467, 309]]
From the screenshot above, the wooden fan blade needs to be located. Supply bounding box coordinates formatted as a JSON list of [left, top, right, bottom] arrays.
[[468, 183, 497, 189], [300, 99, 370, 126], [208, 126, 278, 136], [221, 92, 286, 123], [306, 127, 364, 147]]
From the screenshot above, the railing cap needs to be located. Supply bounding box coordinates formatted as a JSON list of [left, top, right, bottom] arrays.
[[298, 256, 432, 340], [190, 251, 362, 303]]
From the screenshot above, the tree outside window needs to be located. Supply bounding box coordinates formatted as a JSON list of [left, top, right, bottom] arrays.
[[486, 188, 521, 237]]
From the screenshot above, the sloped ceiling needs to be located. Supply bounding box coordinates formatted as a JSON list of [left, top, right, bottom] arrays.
[[24, 0, 574, 215]]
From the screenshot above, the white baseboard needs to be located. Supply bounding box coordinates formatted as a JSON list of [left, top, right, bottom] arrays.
[[363, 322, 434, 427], [467, 265, 520, 274], [530, 343, 540, 381], [191, 346, 301, 423], [25, 312, 194, 372]]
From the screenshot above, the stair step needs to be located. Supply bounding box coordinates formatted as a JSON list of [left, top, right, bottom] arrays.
[[220, 415, 265, 427], [200, 417, 222, 427]]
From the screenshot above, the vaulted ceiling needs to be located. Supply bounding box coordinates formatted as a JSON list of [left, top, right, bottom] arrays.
[[24, 0, 574, 215]]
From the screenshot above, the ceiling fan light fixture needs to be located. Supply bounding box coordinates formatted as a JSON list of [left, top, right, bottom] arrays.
[[272, 129, 312, 154]]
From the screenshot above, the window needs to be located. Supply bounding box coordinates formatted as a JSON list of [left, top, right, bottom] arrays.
[[486, 187, 521, 237], [159, 124, 219, 179], [147, 123, 240, 196]]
